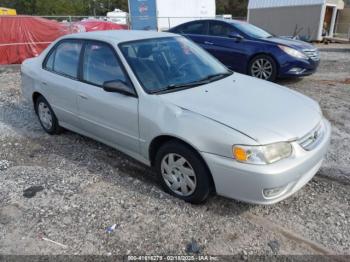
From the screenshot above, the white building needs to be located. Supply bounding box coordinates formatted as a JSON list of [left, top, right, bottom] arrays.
[[248, 0, 345, 41], [156, 0, 216, 31]]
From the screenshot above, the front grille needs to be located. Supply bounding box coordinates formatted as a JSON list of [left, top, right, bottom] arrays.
[[298, 122, 324, 151], [303, 49, 320, 61]]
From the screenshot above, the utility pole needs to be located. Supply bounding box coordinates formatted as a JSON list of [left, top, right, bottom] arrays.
[[92, 0, 97, 16]]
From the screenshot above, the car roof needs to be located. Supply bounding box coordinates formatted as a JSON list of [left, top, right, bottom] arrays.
[[176, 19, 246, 26], [63, 30, 177, 43]]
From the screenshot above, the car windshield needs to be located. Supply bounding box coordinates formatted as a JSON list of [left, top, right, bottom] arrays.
[[119, 36, 231, 94], [234, 22, 273, 39]]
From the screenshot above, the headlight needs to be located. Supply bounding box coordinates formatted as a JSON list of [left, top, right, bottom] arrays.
[[278, 45, 308, 60], [233, 142, 293, 165]]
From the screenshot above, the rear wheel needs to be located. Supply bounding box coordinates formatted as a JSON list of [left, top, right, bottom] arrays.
[[249, 55, 277, 81], [155, 141, 212, 204], [35, 96, 62, 135]]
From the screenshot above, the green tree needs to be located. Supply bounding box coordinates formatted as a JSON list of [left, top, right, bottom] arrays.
[[0, 0, 33, 13], [217, 0, 248, 17]]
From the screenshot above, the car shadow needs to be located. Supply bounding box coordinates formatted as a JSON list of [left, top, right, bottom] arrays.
[[276, 77, 305, 85], [1, 101, 255, 216], [42, 129, 255, 216], [55, 129, 255, 214]]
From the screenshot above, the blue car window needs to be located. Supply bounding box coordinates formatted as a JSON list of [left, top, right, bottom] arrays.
[[209, 22, 233, 37], [179, 22, 206, 35]]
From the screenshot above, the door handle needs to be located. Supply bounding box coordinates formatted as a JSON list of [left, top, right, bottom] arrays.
[[41, 81, 47, 86], [78, 94, 88, 100], [204, 41, 214, 45]]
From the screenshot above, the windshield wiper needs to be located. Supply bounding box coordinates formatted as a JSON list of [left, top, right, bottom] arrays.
[[200, 72, 233, 82], [153, 71, 233, 94], [153, 79, 211, 94]]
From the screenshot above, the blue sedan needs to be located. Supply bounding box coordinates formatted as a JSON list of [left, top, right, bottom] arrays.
[[169, 19, 320, 81]]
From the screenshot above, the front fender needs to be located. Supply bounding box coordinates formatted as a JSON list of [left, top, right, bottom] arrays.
[[139, 97, 257, 160]]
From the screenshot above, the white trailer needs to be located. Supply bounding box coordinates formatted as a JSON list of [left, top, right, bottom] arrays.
[[156, 0, 216, 31], [106, 8, 128, 25], [248, 0, 345, 41]]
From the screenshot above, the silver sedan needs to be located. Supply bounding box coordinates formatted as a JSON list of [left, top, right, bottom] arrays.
[[21, 31, 331, 204]]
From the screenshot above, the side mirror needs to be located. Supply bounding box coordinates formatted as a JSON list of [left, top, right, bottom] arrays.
[[103, 80, 136, 97], [228, 32, 244, 41]]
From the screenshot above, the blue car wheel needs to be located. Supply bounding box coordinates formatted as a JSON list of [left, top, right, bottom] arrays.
[[249, 55, 277, 82]]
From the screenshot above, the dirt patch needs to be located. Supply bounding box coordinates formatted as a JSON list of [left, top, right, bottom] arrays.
[[315, 78, 350, 86]]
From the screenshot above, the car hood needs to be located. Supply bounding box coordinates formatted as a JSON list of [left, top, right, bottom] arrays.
[[160, 74, 322, 144], [261, 37, 315, 50]]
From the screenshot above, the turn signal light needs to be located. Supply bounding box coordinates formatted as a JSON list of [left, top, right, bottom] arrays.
[[233, 147, 248, 162]]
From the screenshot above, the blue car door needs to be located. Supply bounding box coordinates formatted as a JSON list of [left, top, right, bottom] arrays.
[[204, 21, 249, 73]]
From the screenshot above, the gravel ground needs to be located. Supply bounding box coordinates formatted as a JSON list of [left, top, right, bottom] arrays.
[[0, 50, 349, 256]]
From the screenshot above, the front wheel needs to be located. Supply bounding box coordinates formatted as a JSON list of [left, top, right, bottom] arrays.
[[155, 141, 212, 204], [248, 55, 277, 81]]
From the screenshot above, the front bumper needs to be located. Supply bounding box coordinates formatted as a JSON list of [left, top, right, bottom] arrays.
[[202, 118, 331, 205], [279, 59, 320, 78]]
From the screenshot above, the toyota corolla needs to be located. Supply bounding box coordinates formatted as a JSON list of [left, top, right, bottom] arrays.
[[21, 31, 331, 204]]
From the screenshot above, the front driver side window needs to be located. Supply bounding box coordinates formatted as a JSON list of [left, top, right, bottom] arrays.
[[82, 42, 128, 87], [209, 22, 234, 37]]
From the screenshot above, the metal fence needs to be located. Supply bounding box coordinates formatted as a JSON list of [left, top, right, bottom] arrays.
[[0, 14, 247, 28], [40, 15, 223, 32], [37, 15, 246, 31], [0, 15, 247, 64]]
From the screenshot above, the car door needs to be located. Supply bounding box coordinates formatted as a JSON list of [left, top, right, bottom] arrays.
[[205, 21, 249, 72], [41, 39, 82, 127], [76, 40, 140, 154]]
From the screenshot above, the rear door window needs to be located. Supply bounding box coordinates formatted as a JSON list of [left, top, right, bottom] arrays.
[[54, 41, 82, 78], [44, 49, 55, 71], [178, 21, 207, 35], [44, 40, 82, 79]]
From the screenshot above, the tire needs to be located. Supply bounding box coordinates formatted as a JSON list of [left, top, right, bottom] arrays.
[[35, 96, 62, 135], [248, 54, 277, 82], [155, 141, 212, 204]]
